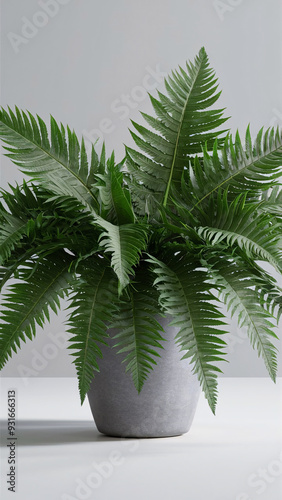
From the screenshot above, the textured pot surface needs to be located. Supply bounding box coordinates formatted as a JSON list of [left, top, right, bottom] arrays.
[[87, 316, 201, 438]]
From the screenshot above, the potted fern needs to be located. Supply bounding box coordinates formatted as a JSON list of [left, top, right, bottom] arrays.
[[0, 47, 281, 438]]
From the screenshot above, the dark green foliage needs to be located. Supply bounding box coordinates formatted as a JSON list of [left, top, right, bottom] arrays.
[[205, 256, 279, 381], [110, 264, 165, 392], [98, 219, 149, 294], [127, 47, 229, 214], [194, 191, 282, 273], [67, 257, 120, 403], [170, 127, 282, 216], [147, 250, 227, 413], [0, 251, 73, 369], [0, 48, 281, 411], [0, 107, 99, 212]]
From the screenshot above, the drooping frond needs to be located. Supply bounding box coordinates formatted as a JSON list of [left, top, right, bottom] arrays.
[[205, 256, 279, 381], [66, 257, 119, 403], [0, 107, 100, 213], [0, 251, 74, 369], [0, 264, 17, 291], [127, 47, 229, 214], [147, 250, 227, 413], [110, 263, 165, 392], [97, 218, 148, 293]]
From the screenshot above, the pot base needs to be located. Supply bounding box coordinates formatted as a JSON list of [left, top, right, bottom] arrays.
[[87, 316, 201, 439]]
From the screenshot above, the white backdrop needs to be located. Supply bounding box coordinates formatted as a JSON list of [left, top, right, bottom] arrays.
[[0, 0, 281, 379]]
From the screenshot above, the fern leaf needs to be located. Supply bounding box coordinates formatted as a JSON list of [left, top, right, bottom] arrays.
[[180, 127, 282, 213], [0, 182, 101, 263], [249, 261, 282, 322], [127, 47, 229, 213], [66, 257, 119, 403], [0, 213, 29, 265], [259, 186, 282, 219], [0, 107, 99, 213], [0, 251, 73, 369], [194, 192, 282, 273], [94, 154, 135, 224], [97, 219, 148, 293], [147, 250, 227, 414], [206, 257, 278, 381]]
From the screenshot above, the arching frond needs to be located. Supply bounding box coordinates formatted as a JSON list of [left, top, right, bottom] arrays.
[[0, 107, 100, 213], [205, 256, 279, 381], [0, 251, 74, 369], [67, 257, 119, 403], [147, 250, 227, 413], [97, 219, 148, 293]]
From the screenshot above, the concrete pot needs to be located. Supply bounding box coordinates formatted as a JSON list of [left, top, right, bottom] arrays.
[[87, 316, 201, 438]]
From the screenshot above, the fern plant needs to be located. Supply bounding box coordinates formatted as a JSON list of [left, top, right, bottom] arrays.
[[0, 47, 281, 414]]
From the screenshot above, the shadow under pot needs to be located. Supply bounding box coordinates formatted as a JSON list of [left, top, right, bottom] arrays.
[[87, 316, 201, 438]]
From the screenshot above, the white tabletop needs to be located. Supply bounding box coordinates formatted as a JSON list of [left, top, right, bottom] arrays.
[[0, 377, 281, 500]]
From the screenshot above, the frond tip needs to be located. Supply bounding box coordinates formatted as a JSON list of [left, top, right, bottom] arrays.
[[206, 256, 279, 382], [0, 106, 100, 213], [127, 46, 229, 215]]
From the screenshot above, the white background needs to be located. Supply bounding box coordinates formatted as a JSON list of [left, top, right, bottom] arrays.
[[0, 0, 282, 379]]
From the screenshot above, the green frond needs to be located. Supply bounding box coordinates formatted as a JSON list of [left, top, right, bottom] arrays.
[[97, 218, 148, 293], [205, 256, 278, 381], [66, 257, 120, 404], [0, 212, 29, 265], [0, 264, 17, 291], [174, 126, 282, 214], [147, 250, 228, 414], [259, 186, 282, 219], [110, 262, 165, 392], [124, 171, 159, 219], [1, 182, 101, 260], [0, 107, 100, 213], [127, 47, 229, 214], [0, 183, 53, 266], [194, 192, 282, 273], [250, 262, 282, 322], [0, 251, 74, 369], [94, 153, 135, 224]]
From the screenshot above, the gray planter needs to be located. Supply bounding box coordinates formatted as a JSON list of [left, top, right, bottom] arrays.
[[87, 316, 201, 438]]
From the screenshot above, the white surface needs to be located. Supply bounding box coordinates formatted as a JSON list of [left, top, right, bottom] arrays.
[[0, 377, 281, 500]]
